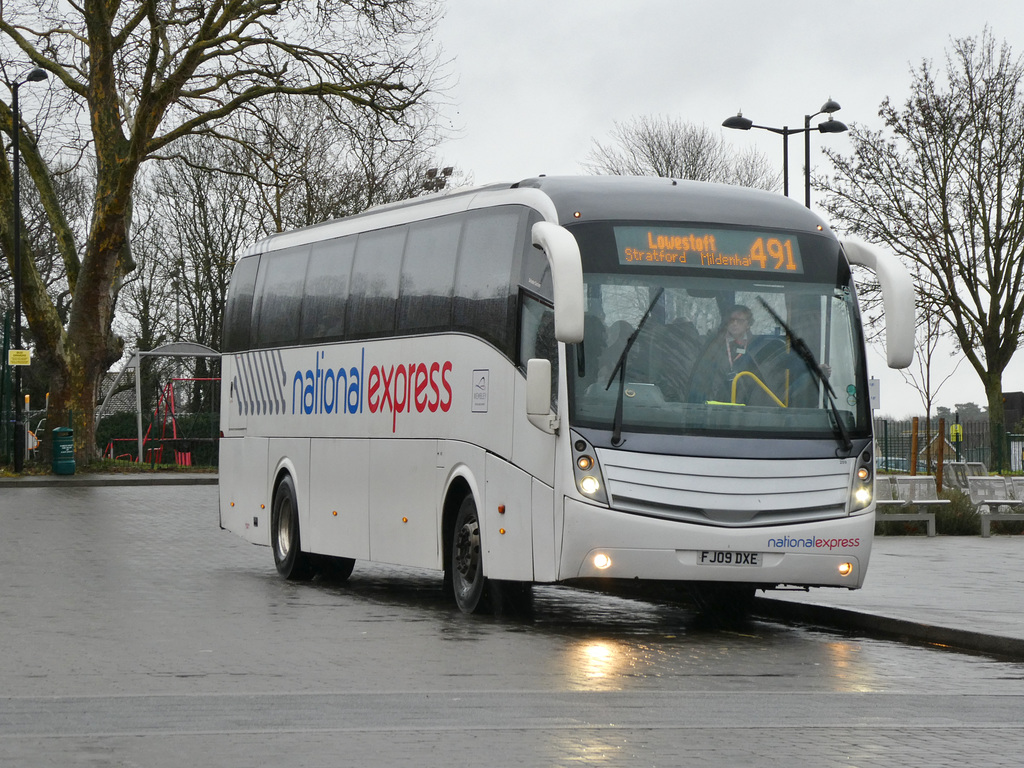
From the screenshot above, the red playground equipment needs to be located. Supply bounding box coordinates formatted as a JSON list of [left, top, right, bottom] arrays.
[[105, 377, 219, 465]]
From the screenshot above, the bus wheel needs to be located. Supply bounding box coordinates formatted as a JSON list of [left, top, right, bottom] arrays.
[[271, 475, 317, 581], [451, 495, 488, 613]]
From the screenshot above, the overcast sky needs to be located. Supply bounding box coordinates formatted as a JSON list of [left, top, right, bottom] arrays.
[[433, 1, 1024, 418]]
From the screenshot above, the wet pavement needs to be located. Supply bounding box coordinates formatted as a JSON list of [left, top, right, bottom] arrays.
[[10, 473, 1019, 652], [760, 535, 1024, 658], [0, 477, 1022, 766]]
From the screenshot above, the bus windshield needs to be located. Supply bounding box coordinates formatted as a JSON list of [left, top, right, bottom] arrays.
[[567, 221, 869, 441]]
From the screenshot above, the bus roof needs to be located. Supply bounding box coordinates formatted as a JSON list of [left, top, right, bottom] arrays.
[[515, 176, 833, 234], [240, 176, 834, 257]]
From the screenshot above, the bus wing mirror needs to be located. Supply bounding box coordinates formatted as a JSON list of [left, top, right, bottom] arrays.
[[531, 221, 584, 343], [842, 240, 915, 369], [526, 358, 559, 434]]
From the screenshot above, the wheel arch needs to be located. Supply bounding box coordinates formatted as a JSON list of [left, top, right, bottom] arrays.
[[442, 473, 475, 575], [271, 457, 300, 517]]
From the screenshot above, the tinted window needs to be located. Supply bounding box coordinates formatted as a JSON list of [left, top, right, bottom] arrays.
[[519, 292, 557, 408], [519, 210, 553, 301], [252, 246, 310, 348], [398, 216, 461, 334], [346, 226, 407, 339], [453, 209, 523, 355], [222, 255, 260, 352], [300, 237, 356, 344]]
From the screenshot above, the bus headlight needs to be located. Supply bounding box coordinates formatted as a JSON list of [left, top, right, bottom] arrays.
[[571, 431, 608, 504], [851, 450, 873, 512]]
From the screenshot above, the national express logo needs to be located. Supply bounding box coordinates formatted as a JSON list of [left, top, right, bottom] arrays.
[[231, 348, 453, 432], [767, 536, 861, 551]]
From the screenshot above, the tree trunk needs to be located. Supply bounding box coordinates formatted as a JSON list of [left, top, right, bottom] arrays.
[[985, 375, 1007, 472], [46, 343, 106, 463]]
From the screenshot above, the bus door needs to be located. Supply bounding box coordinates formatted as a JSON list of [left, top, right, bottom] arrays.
[[518, 294, 559, 581]]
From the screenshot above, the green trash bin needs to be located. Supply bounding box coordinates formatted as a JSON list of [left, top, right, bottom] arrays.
[[52, 427, 76, 475]]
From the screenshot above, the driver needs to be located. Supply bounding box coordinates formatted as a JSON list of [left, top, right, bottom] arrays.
[[689, 304, 786, 404]]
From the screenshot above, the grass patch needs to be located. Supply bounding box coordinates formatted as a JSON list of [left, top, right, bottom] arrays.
[[1, 458, 216, 477]]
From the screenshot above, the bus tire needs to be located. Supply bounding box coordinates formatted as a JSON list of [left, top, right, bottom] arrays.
[[271, 474, 317, 581], [451, 495, 488, 614]]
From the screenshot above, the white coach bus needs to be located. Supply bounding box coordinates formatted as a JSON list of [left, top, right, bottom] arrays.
[[219, 176, 914, 613]]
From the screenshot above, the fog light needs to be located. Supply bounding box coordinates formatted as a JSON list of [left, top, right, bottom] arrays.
[[838, 562, 854, 577], [580, 475, 600, 495], [593, 553, 612, 570]]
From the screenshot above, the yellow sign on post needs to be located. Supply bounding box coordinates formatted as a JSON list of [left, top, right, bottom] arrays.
[[950, 423, 963, 442], [7, 349, 31, 366]]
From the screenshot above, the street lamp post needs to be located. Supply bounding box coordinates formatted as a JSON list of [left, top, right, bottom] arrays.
[[723, 99, 847, 208], [9, 67, 48, 472]]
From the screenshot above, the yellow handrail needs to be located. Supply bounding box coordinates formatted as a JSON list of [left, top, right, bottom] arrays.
[[730, 370, 787, 408]]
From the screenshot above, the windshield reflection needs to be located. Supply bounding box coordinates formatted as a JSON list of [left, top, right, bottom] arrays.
[[570, 274, 866, 439]]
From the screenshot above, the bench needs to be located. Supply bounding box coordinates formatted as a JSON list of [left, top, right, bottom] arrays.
[[944, 462, 969, 491], [966, 476, 1024, 537], [896, 475, 949, 537], [944, 461, 988, 491], [874, 475, 942, 536]]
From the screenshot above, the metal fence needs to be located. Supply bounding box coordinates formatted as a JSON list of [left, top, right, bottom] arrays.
[[873, 416, 1024, 472]]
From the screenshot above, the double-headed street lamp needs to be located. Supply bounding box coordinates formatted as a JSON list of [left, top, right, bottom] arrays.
[[723, 99, 847, 208], [9, 66, 48, 472]]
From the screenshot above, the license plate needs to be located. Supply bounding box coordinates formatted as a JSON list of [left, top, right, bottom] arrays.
[[698, 550, 762, 566]]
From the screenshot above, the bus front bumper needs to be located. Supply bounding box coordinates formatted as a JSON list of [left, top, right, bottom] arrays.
[[561, 498, 874, 589]]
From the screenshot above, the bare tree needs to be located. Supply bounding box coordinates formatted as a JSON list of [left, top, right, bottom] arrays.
[[229, 94, 445, 233], [820, 30, 1024, 469], [0, 0, 441, 458], [584, 115, 780, 190]]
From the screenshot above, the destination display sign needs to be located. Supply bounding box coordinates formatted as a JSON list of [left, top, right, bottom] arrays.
[[614, 226, 804, 274]]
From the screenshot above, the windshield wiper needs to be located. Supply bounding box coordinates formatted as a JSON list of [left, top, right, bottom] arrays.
[[757, 299, 852, 454], [605, 287, 664, 447]]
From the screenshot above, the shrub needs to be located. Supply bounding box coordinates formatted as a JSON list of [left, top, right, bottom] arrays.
[[874, 486, 979, 536]]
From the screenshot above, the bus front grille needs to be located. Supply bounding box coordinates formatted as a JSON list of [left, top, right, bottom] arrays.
[[595, 449, 851, 528]]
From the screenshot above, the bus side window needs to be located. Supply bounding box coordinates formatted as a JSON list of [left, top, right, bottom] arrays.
[[252, 245, 310, 348], [347, 226, 408, 339], [454, 208, 522, 357], [300, 237, 356, 344], [520, 293, 557, 408], [222, 255, 260, 352], [398, 216, 461, 334]]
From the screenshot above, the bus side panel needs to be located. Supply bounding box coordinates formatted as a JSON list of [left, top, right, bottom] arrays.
[[510, 369, 556, 486], [368, 439, 440, 569], [531, 478, 557, 582], [307, 438, 371, 560], [483, 454, 534, 581], [223, 354, 246, 434], [218, 436, 270, 546]]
